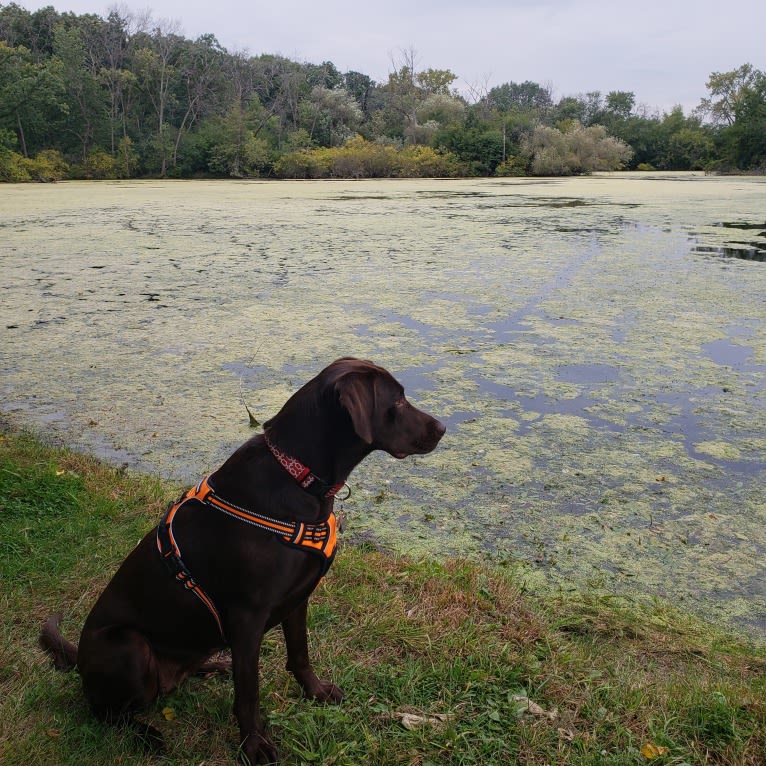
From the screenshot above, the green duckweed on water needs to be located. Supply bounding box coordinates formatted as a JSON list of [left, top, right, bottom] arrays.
[[1, 173, 764, 637]]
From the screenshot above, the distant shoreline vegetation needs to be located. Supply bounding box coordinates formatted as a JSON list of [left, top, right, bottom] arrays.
[[1, 5, 764, 182]]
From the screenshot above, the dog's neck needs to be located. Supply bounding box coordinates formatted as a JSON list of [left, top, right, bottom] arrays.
[[211, 419, 371, 522], [212, 375, 374, 520], [262, 378, 373, 487], [262, 431, 347, 498], [264, 417, 371, 489]]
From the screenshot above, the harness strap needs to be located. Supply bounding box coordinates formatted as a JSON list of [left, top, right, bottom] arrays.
[[156, 498, 226, 640], [156, 476, 339, 642], [182, 476, 338, 567]]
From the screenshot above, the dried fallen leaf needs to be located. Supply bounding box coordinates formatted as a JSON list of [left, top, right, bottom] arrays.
[[55, 470, 66, 476], [162, 706, 176, 721], [511, 694, 558, 720], [394, 712, 447, 730], [640, 741, 669, 760], [47, 728, 62, 738]]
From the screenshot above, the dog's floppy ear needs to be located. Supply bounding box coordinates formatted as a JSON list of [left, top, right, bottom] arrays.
[[337, 373, 376, 445]]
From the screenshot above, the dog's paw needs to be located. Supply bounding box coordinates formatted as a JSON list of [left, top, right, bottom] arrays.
[[289, 666, 344, 703], [311, 679, 344, 704], [238, 731, 279, 765], [128, 719, 165, 754]]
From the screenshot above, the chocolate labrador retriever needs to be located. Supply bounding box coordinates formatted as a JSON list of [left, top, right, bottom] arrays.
[[40, 357, 445, 764]]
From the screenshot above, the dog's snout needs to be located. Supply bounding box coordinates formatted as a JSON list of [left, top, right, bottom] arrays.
[[421, 417, 446, 451]]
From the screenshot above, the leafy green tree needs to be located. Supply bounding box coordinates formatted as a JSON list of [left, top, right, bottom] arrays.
[[612, 114, 665, 168], [487, 80, 552, 115], [131, 22, 184, 175], [382, 62, 420, 139], [0, 40, 66, 156], [344, 70, 374, 118], [204, 102, 271, 177], [53, 24, 108, 161], [598, 90, 636, 137], [0, 3, 67, 60], [410, 92, 465, 146], [415, 68, 457, 96], [552, 91, 606, 127], [435, 111, 504, 174], [416, 93, 465, 126], [169, 34, 228, 167], [378, 50, 459, 144], [303, 86, 362, 146], [604, 90, 635, 120], [650, 107, 715, 169], [698, 63, 759, 126], [116, 134, 138, 177], [666, 126, 714, 170], [554, 95, 587, 124], [696, 64, 766, 170], [90, 10, 131, 156], [247, 54, 315, 141], [721, 70, 766, 169], [305, 60, 343, 90]]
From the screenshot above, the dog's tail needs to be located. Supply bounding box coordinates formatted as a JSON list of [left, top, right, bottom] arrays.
[[39, 613, 78, 671]]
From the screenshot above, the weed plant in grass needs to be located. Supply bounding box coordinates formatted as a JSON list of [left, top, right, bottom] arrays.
[[1, 429, 765, 765]]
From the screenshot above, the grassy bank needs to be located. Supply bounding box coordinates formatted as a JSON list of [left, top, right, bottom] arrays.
[[1, 429, 765, 765]]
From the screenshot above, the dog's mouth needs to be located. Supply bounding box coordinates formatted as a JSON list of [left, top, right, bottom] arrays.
[[389, 442, 432, 460], [388, 424, 446, 460]]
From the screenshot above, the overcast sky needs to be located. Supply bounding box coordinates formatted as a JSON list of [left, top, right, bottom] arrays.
[[17, 0, 766, 113]]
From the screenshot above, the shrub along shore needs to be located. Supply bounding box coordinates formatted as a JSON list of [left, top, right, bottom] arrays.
[[1, 428, 765, 765]]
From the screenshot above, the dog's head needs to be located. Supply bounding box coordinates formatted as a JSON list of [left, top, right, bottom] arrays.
[[328, 357, 446, 459]]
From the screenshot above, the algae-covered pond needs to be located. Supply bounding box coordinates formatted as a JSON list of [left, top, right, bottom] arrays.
[[2, 174, 765, 636]]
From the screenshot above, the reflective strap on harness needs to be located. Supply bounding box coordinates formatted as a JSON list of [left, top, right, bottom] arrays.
[[156, 498, 226, 640], [156, 476, 339, 642]]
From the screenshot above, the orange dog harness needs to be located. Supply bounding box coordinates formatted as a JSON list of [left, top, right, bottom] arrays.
[[156, 474, 338, 641]]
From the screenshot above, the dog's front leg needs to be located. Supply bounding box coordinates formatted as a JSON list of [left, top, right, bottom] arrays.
[[228, 610, 278, 765], [282, 599, 344, 703]]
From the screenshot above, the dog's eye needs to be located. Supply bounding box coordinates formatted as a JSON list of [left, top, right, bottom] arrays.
[[387, 398, 404, 422]]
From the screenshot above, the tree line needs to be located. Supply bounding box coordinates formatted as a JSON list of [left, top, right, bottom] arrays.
[[1, 3, 764, 181]]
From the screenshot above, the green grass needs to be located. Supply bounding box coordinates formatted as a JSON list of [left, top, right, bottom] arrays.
[[2, 429, 765, 765]]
